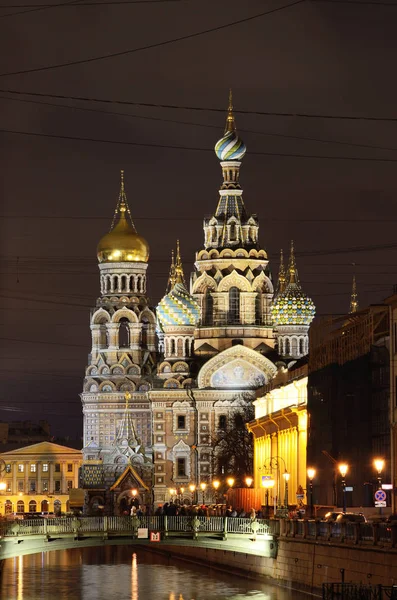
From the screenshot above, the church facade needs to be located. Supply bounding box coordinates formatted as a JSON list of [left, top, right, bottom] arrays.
[[80, 95, 315, 512]]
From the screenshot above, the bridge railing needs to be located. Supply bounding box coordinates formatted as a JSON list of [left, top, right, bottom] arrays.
[[281, 519, 397, 547], [0, 516, 276, 540]]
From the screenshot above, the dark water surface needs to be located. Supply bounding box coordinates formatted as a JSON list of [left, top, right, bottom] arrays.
[[1, 546, 310, 600]]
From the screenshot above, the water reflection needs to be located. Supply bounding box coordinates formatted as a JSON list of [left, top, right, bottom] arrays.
[[1, 547, 308, 600]]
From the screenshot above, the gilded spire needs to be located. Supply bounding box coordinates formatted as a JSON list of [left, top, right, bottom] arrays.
[[277, 249, 286, 295], [174, 239, 186, 286], [167, 249, 176, 292], [115, 391, 138, 447], [110, 170, 136, 232], [287, 240, 299, 286], [225, 88, 236, 133], [349, 274, 359, 314]]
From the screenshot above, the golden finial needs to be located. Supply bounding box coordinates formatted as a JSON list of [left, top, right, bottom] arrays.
[[124, 391, 131, 408], [167, 249, 176, 292], [175, 239, 186, 287], [278, 249, 286, 294], [288, 240, 298, 285], [225, 88, 236, 133], [349, 273, 359, 314], [110, 170, 136, 231]]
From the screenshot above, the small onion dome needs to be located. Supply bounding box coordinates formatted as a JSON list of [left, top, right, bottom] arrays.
[[157, 283, 200, 327], [214, 129, 246, 162], [271, 286, 315, 326], [97, 205, 149, 263]]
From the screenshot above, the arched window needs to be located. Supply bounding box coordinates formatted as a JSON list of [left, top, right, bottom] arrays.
[[177, 338, 183, 357], [17, 500, 24, 514], [291, 338, 298, 356], [185, 338, 190, 357], [99, 324, 108, 348], [285, 338, 291, 355], [29, 500, 37, 513], [5, 500, 12, 515], [141, 318, 149, 348], [203, 290, 213, 325], [54, 500, 62, 515], [121, 275, 127, 292], [228, 287, 240, 324], [212, 227, 217, 242], [299, 338, 305, 355], [119, 318, 130, 348], [170, 338, 176, 355], [41, 500, 49, 512], [229, 222, 236, 241], [255, 292, 262, 325]]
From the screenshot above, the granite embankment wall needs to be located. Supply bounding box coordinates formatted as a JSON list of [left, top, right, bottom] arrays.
[[154, 539, 397, 594]]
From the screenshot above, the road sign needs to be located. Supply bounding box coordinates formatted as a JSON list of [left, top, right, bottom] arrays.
[[296, 494, 304, 500], [374, 489, 387, 502], [375, 501, 386, 507], [382, 484, 393, 490], [345, 486, 353, 492]]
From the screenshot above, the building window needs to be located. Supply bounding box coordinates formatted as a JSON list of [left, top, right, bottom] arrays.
[[228, 287, 240, 324], [18, 464, 24, 473], [177, 415, 186, 430], [29, 500, 37, 513], [156, 453, 162, 459], [177, 458, 186, 477], [18, 481, 24, 492], [55, 464, 60, 473], [55, 481, 61, 492], [30, 464, 36, 473], [42, 464, 49, 472], [42, 480, 48, 492], [5, 464, 11, 473], [67, 480, 73, 489], [67, 464, 73, 472], [218, 415, 227, 430], [30, 481, 36, 492], [203, 289, 213, 326], [17, 500, 24, 514]]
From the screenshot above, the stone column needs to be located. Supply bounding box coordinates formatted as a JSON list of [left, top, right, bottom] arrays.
[[12, 462, 17, 495], [37, 461, 41, 494], [24, 461, 29, 494], [49, 462, 54, 494], [61, 462, 66, 494], [73, 462, 79, 488]]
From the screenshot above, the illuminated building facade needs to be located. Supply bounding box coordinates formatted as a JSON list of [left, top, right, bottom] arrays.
[[80, 94, 315, 511], [247, 360, 308, 511], [0, 442, 82, 516]]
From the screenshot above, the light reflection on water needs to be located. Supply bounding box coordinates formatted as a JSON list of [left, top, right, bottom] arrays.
[[1, 546, 309, 600]]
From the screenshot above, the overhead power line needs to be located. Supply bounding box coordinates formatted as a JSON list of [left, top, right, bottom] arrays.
[[0, 1, 304, 77], [2, 93, 397, 154], [3, 88, 397, 123], [3, 126, 397, 162], [1, 0, 84, 19]]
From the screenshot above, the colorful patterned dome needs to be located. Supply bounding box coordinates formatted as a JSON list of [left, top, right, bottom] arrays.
[[215, 129, 246, 162], [157, 283, 200, 327], [271, 284, 315, 326]]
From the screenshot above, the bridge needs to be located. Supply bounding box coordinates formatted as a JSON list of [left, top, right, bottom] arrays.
[[0, 515, 278, 560]]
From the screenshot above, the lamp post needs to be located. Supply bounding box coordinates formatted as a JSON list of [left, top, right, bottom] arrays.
[[374, 458, 385, 515], [338, 463, 348, 514], [307, 468, 316, 519], [200, 482, 207, 505], [212, 480, 220, 504], [283, 472, 290, 510], [189, 483, 196, 505], [245, 476, 253, 488], [261, 475, 275, 519]]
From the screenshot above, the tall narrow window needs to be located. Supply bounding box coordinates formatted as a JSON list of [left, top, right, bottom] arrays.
[[204, 290, 213, 326], [228, 287, 240, 324], [141, 318, 149, 348], [255, 292, 262, 325], [229, 222, 236, 241], [119, 318, 130, 348], [299, 338, 304, 355], [177, 457, 186, 477]]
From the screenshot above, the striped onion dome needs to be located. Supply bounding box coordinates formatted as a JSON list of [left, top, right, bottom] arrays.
[[157, 283, 200, 327], [215, 129, 246, 161], [271, 284, 315, 326]]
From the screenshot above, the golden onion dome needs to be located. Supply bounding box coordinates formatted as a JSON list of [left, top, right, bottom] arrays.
[[97, 205, 149, 263]]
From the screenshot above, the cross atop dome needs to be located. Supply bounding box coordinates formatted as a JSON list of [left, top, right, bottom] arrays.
[[214, 90, 246, 162]]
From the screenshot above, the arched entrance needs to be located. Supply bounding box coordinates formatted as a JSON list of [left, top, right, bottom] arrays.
[[41, 499, 49, 512], [4, 500, 12, 515]]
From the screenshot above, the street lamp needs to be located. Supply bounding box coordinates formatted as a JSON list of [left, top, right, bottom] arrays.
[[179, 487, 185, 504], [245, 476, 253, 488], [212, 480, 220, 504], [226, 477, 235, 488], [307, 468, 316, 518], [200, 482, 207, 505], [338, 463, 348, 513], [261, 475, 275, 519], [374, 458, 385, 490], [283, 472, 290, 509], [189, 483, 196, 504], [0, 482, 6, 492]]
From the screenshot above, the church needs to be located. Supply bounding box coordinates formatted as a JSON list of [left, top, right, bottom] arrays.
[[80, 94, 316, 513]]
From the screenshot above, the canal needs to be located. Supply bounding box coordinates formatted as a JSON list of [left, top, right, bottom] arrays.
[[1, 546, 312, 599]]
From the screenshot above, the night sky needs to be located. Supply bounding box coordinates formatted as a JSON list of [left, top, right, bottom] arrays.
[[1, 0, 397, 437]]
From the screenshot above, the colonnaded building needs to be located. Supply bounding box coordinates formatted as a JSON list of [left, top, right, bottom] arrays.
[[80, 95, 316, 514]]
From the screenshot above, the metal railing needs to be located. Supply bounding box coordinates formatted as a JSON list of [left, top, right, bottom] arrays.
[[281, 520, 397, 547], [0, 516, 275, 541], [323, 583, 397, 599]]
